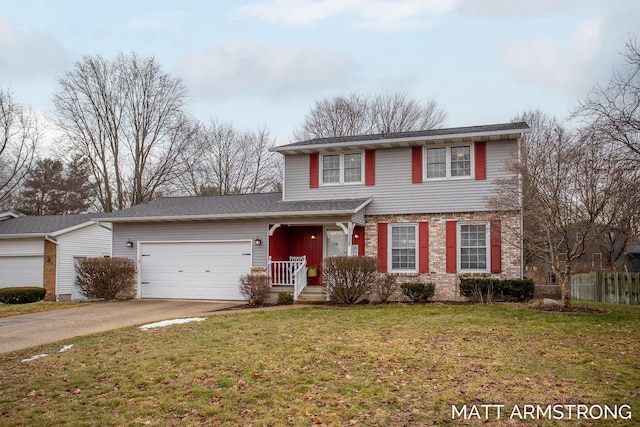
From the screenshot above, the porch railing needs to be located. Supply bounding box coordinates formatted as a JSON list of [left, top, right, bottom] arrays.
[[268, 256, 308, 301]]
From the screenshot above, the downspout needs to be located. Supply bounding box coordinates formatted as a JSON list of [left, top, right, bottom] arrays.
[[518, 134, 525, 279]]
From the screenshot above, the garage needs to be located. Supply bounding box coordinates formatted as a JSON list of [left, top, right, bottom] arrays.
[[139, 241, 252, 300], [0, 256, 44, 288]]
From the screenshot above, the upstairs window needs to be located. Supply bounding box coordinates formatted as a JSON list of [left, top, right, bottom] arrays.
[[424, 145, 472, 180], [321, 152, 363, 185], [322, 155, 340, 184]]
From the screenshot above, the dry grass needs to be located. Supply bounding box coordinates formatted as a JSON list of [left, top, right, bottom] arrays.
[[0, 303, 638, 426], [0, 301, 88, 318]]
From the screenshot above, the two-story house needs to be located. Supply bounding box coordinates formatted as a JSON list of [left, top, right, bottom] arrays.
[[96, 122, 529, 302]]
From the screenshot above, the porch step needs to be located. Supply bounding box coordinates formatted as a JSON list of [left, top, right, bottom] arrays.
[[296, 286, 327, 304]]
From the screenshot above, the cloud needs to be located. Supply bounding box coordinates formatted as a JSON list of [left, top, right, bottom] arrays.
[[0, 14, 67, 80], [176, 41, 358, 96], [457, 0, 621, 18], [236, 0, 458, 28], [501, 17, 604, 93]]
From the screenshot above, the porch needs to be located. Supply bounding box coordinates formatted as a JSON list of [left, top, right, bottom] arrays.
[[266, 223, 365, 301]]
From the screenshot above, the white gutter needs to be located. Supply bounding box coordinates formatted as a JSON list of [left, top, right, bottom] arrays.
[[272, 127, 532, 153], [93, 208, 366, 223], [0, 233, 49, 239]]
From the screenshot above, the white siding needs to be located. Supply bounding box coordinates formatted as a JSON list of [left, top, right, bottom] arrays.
[[283, 140, 518, 214], [0, 238, 44, 256], [56, 223, 112, 300], [112, 220, 269, 266]]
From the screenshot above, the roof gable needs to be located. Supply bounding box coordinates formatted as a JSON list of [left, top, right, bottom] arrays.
[[0, 214, 96, 237]]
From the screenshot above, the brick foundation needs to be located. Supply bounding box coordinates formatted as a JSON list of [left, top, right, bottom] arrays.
[[43, 240, 57, 301], [364, 211, 521, 301]]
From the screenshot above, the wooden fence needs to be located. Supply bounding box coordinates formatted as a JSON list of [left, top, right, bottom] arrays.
[[571, 272, 640, 305]]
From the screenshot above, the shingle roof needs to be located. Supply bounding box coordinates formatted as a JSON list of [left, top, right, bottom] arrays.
[[272, 122, 531, 153], [93, 192, 371, 222], [0, 214, 96, 237]]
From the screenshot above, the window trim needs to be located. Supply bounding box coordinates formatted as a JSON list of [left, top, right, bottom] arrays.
[[458, 221, 490, 273], [423, 143, 474, 181], [320, 152, 364, 186], [388, 223, 418, 273]]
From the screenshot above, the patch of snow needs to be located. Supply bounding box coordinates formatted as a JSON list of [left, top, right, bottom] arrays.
[[21, 354, 48, 362], [59, 344, 73, 352], [139, 317, 206, 331]]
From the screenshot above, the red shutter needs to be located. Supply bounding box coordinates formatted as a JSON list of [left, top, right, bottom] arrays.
[[365, 150, 375, 186], [309, 153, 319, 188], [411, 146, 422, 183], [490, 220, 502, 273], [418, 222, 429, 273], [475, 141, 486, 180], [446, 220, 457, 273], [378, 222, 388, 273]]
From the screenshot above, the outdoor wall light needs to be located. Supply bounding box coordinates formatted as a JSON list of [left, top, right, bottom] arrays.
[[310, 233, 317, 240], [126, 240, 133, 248], [354, 233, 360, 239], [255, 238, 262, 246]]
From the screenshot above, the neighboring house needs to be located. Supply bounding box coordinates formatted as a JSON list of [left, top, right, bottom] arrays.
[[0, 213, 112, 301], [95, 122, 530, 302]]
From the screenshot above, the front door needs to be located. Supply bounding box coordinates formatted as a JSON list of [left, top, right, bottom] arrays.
[[325, 228, 348, 258]]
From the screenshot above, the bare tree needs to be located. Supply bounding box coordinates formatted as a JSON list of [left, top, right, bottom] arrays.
[[490, 110, 628, 307], [53, 53, 199, 212], [0, 89, 39, 209], [572, 36, 640, 268], [293, 91, 447, 141], [372, 93, 447, 134], [573, 37, 640, 163], [180, 119, 281, 196]]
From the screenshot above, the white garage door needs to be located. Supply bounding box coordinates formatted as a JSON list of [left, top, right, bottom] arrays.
[[139, 241, 252, 300], [0, 256, 44, 288]]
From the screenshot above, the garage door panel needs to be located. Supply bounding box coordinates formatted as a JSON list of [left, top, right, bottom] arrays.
[[0, 256, 44, 288], [139, 242, 251, 300]]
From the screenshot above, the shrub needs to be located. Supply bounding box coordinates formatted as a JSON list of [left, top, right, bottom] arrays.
[[322, 256, 378, 305], [400, 282, 435, 303], [459, 278, 535, 303], [373, 273, 398, 303], [239, 274, 271, 306], [276, 291, 294, 305], [75, 257, 136, 301], [0, 287, 46, 304]]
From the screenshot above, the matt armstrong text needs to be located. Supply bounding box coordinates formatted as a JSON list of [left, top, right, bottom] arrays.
[[451, 404, 632, 421]]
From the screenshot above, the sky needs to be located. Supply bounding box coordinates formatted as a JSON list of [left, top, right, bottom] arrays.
[[1, 0, 639, 147]]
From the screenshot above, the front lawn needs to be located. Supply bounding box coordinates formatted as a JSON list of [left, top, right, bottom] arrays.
[[0, 303, 638, 426], [0, 301, 88, 318]]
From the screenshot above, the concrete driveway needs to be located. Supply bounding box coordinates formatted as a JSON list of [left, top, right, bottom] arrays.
[[0, 299, 242, 354]]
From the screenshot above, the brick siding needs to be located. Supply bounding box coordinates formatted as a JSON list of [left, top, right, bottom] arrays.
[[43, 240, 57, 301], [365, 211, 521, 301]]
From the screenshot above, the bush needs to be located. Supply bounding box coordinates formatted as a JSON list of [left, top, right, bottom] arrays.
[[400, 282, 435, 303], [0, 287, 46, 304], [373, 273, 398, 303], [239, 274, 271, 306], [322, 256, 378, 305], [75, 257, 136, 300], [276, 291, 294, 305], [459, 278, 535, 303]]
